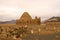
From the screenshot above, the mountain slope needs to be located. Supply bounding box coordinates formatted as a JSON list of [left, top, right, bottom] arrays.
[[0, 20, 16, 24]]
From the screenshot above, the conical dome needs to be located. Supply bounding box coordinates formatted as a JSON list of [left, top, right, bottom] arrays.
[[20, 12, 32, 20]]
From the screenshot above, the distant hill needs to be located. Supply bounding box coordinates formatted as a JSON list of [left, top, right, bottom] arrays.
[[43, 17, 60, 23], [0, 20, 16, 24]]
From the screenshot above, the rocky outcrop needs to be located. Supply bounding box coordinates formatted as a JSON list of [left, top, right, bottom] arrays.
[[16, 12, 41, 25]]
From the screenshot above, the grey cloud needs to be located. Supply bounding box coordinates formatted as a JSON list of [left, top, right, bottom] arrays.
[[0, 0, 60, 21]]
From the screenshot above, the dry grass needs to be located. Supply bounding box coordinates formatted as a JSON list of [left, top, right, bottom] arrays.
[[0, 24, 60, 40]]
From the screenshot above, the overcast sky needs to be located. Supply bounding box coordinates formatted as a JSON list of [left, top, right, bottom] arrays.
[[0, 0, 60, 21]]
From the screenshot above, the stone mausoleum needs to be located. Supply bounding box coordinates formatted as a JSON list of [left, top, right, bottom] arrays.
[[16, 12, 41, 25]]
